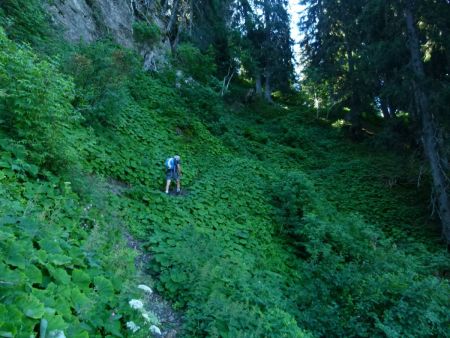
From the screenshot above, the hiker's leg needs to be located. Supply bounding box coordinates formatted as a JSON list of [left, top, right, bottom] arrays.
[[165, 179, 171, 193], [176, 179, 180, 192]]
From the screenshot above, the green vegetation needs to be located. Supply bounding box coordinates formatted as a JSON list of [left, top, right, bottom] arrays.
[[0, 151, 134, 336], [0, 0, 449, 337], [133, 21, 161, 45], [299, 0, 450, 241], [0, 29, 78, 169], [0, 0, 50, 45], [174, 43, 217, 82]]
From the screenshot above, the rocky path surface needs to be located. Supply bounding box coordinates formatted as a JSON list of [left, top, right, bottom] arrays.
[[103, 177, 183, 337]]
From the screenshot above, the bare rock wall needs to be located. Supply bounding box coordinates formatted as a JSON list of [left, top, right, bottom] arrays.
[[46, 0, 169, 70]]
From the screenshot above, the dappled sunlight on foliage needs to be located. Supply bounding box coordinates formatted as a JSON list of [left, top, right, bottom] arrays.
[[0, 2, 449, 335], [331, 119, 349, 128]]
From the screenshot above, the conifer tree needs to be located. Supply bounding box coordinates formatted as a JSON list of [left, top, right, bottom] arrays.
[[235, 0, 294, 100], [299, 0, 450, 241]]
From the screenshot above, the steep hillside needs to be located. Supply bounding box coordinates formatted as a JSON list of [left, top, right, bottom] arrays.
[[0, 1, 449, 337]]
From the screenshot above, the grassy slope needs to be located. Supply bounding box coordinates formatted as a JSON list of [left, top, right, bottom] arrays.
[[225, 103, 440, 246], [0, 17, 447, 334], [82, 91, 308, 336], [83, 76, 448, 336], [2, 57, 448, 335]]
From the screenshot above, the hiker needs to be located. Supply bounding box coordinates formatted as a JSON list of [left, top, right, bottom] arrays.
[[165, 155, 182, 194]]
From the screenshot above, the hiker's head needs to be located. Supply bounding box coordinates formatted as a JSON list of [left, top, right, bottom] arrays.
[[174, 155, 181, 161]]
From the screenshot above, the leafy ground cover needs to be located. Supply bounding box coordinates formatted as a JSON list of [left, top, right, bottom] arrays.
[[82, 69, 449, 336], [0, 18, 449, 337], [221, 102, 440, 246], [0, 29, 175, 336], [0, 139, 151, 336]]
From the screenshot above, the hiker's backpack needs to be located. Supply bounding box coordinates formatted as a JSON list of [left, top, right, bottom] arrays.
[[165, 157, 175, 170]]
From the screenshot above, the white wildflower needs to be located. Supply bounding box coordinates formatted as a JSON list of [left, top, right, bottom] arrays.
[[150, 325, 162, 336], [126, 321, 141, 333], [129, 299, 144, 310], [142, 310, 159, 324], [138, 284, 153, 294]]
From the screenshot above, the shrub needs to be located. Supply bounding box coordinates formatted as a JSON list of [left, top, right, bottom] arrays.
[[0, 28, 79, 169], [270, 172, 450, 337], [133, 21, 161, 45], [0, 148, 149, 336], [0, 0, 50, 45], [179, 80, 223, 121], [64, 42, 141, 126], [173, 43, 217, 82]]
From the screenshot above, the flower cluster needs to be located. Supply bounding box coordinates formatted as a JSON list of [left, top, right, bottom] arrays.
[[126, 285, 162, 336], [128, 299, 144, 310], [126, 321, 141, 333], [137, 284, 153, 294]]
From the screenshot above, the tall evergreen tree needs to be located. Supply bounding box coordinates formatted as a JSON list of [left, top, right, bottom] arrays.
[[234, 0, 294, 100], [300, 0, 375, 128], [299, 0, 450, 242]]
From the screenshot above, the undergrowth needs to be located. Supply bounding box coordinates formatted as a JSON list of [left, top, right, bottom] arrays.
[[0, 138, 147, 336], [0, 8, 449, 337]]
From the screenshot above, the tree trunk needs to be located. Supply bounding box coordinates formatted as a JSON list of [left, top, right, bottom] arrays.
[[344, 39, 361, 129], [404, 3, 450, 243], [221, 66, 234, 96], [255, 73, 262, 96], [264, 74, 273, 102]]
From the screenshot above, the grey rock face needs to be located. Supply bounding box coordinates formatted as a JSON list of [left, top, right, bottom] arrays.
[[95, 0, 134, 48], [46, 0, 170, 70], [46, 0, 134, 46], [46, 0, 98, 43]]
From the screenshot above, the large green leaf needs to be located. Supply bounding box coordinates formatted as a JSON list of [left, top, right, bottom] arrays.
[[25, 264, 43, 284], [48, 266, 71, 285], [45, 314, 69, 331], [0, 304, 23, 337], [4, 242, 28, 269], [39, 239, 64, 255], [0, 262, 26, 287], [72, 269, 91, 289], [48, 254, 72, 266], [71, 288, 93, 314], [104, 317, 123, 338], [16, 294, 45, 319], [18, 218, 41, 238], [93, 276, 114, 301]]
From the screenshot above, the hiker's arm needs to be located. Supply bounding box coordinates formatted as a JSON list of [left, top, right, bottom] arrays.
[[177, 163, 182, 175]]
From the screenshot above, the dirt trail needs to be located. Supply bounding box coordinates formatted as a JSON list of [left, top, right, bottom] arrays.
[[125, 231, 182, 337], [104, 177, 183, 337]]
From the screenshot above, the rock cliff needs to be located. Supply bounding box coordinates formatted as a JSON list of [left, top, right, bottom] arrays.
[[46, 0, 169, 70]]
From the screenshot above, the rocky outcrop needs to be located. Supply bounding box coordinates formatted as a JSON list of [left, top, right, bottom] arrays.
[[46, 0, 98, 43], [95, 0, 135, 48], [46, 0, 169, 70]]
